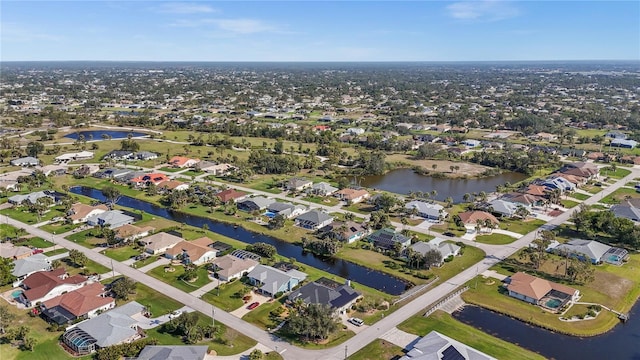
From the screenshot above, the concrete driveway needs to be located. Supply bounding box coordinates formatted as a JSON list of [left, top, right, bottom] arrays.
[[133, 305, 194, 329], [339, 313, 369, 334], [230, 291, 273, 318]]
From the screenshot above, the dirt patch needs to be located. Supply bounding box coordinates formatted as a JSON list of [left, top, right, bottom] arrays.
[[587, 271, 633, 303], [386, 154, 491, 178]]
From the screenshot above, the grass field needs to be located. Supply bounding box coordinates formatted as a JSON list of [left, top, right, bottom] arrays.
[[600, 187, 640, 204], [201, 279, 247, 312], [498, 218, 546, 235], [571, 192, 591, 201], [474, 233, 518, 245], [348, 339, 405, 360], [600, 166, 631, 179], [398, 310, 545, 360], [560, 199, 580, 208], [148, 264, 213, 293], [19, 237, 54, 248], [102, 244, 141, 262]]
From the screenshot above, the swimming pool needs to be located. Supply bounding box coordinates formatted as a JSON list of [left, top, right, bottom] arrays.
[[546, 298, 562, 309], [11, 290, 22, 299], [264, 211, 277, 218]]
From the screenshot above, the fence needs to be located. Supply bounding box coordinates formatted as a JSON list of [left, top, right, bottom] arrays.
[[424, 286, 469, 317]]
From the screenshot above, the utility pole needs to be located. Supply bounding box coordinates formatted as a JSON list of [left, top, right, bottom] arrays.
[[211, 307, 215, 327], [111, 259, 115, 278], [345, 345, 348, 359]]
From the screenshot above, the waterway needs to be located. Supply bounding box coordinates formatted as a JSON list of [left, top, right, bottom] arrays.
[[361, 168, 527, 203], [70, 186, 409, 295], [453, 303, 640, 360], [64, 130, 149, 140]]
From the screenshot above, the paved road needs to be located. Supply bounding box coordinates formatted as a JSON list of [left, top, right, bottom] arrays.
[[4, 167, 635, 359]]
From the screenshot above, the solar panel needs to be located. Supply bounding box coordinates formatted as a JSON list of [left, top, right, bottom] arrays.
[[442, 345, 465, 360]]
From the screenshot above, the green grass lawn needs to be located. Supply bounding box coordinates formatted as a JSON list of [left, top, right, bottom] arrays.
[[560, 199, 580, 208], [148, 265, 213, 293], [242, 297, 285, 330], [102, 245, 141, 262], [0, 206, 65, 225], [181, 170, 203, 177], [19, 237, 54, 248], [44, 248, 68, 256], [303, 195, 340, 206], [601, 187, 640, 204], [62, 257, 111, 276], [201, 279, 247, 312], [65, 228, 105, 248], [474, 233, 518, 245], [130, 282, 184, 316], [498, 218, 546, 235], [348, 339, 405, 360], [600, 167, 631, 179], [39, 221, 84, 234], [132, 255, 159, 268], [0, 223, 23, 238], [158, 166, 183, 173], [571, 192, 591, 201], [398, 310, 545, 360]]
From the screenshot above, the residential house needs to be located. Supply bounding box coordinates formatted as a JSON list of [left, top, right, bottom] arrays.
[[237, 196, 274, 212], [165, 237, 216, 266], [400, 331, 496, 360], [559, 162, 599, 180], [461, 139, 481, 147], [10, 157, 39, 167], [605, 131, 628, 139], [214, 189, 247, 204], [0, 180, 20, 192], [113, 224, 154, 243], [456, 210, 500, 233], [486, 199, 519, 217], [541, 176, 576, 192], [19, 269, 88, 307], [611, 138, 638, 148], [318, 221, 368, 244], [210, 254, 259, 282], [405, 201, 448, 221], [246, 264, 307, 297], [62, 301, 145, 355], [93, 168, 132, 180], [294, 210, 334, 230], [368, 228, 411, 250], [535, 132, 557, 141], [40, 282, 115, 325], [140, 232, 184, 255], [309, 182, 338, 197], [335, 188, 370, 204], [199, 163, 236, 176], [611, 199, 640, 222], [208, 241, 233, 257], [135, 151, 158, 161], [129, 173, 169, 188], [157, 179, 189, 192], [67, 203, 109, 224], [8, 190, 60, 206], [39, 165, 67, 177], [505, 272, 580, 310], [103, 150, 134, 161], [501, 192, 545, 208], [168, 156, 200, 168], [0, 243, 33, 260], [409, 239, 461, 266], [287, 177, 313, 192], [12, 254, 52, 286], [550, 239, 628, 265], [136, 345, 209, 360], [265, 202, 306, 219], [55, 151, 94, 163], [287, 277, 362, 314], [86, 210, 135, 229]]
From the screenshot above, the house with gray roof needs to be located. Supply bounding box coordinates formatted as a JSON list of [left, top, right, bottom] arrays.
[[287, 177, 313, 192], [10, 157, 39, 167], [400, 330, 496, 360], [551, 239, 628, 265], [247, 264, 307, 297], [611, 138, 638, 148], [62, 301, 145, 355], [409, 239, 461, 266], [135, 151, 158, 160], [266, 201, 307, 219], [611, 200, 640, 222], [12, 253, 52, 285], [368, 228, 411, 250], [486, 199, 519, 217], [8, 190, 60, 205], [136, 345, 208, 360], [309, 182, 339, 196], [405, 201, 448, 221], [287, 277, 362, 314], [237, 196, 274, 212], [86, 210, 135, 229], [294, 209, 334, 230]]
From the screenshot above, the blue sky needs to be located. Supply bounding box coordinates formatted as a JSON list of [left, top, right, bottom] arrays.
[[2, 1, 639, 61]]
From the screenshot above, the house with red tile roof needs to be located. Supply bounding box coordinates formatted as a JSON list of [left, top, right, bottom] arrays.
[[168, 156, 200, 168], [20, 269, 88, 307], [129, 173, 169, 188], [40, 282, 115, 324], [214, 189, 247, 204], [506, 272, 579, 311], [335, 188, 370, 204]]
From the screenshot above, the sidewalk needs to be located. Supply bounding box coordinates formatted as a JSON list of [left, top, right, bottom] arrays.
[[190, 276, 222, 298], [138, 257, 170, 273]]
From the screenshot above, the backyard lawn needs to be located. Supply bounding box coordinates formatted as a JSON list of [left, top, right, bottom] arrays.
[[474, 233, 518, 245], [397, 310, 544, 360]]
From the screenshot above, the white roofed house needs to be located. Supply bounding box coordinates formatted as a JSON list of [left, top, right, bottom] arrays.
[[405, 200, 448, 221], [287, 177, 313, 192], [408, 238, 461, 267], [86, 210, 135, 229], [266, 201, 307, 219], [309, 182, 339, 197], [210, 254, 259, 282], [294, 209, 334, 230], [246, 264, 307, 297], [140, 232, 184, 255], [11, 253, 52, 286], [401, 331, 497, 360], [55, 151, 94, 163], [10, 157, 40, 167], [66, 203, 109, 224]]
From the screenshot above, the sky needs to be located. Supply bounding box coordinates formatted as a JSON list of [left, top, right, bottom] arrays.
[[2, 1, 639, 61]]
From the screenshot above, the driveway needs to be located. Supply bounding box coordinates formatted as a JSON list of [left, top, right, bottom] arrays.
[[229, 291, 273, 318], [133, 306, 195, 329]]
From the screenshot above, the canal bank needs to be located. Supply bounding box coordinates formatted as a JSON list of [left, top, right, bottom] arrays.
[[453, 302, 640, 360], [70, 186, 410, 295]]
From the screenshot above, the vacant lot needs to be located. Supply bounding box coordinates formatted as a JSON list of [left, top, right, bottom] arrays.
[[386, 154, 491, 178]]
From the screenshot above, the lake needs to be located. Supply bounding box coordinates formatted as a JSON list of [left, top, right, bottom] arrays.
[[70, 186, 410, 295], [361, 168, 527, 203], [64, 130, 149, 140], [453, 303, 640, 360]]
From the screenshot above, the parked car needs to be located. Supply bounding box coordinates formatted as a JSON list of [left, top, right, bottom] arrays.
[[348, 317, 364, 327], [32, 248, 44, 255], [168, 310, 183, 319], [247, 302, 260, 310], [443, 232, 456, 237]]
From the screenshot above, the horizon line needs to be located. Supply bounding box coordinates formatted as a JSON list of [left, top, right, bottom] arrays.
[[2, 59, 639, 63]]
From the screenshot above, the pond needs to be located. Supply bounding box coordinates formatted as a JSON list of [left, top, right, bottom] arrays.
[[361, 168, 527, 203], [64, 130, 149, 140], [70, 186, 410, 295], [453, 303, 640, 360]]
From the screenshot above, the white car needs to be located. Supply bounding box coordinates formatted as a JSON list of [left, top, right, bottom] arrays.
[[348, 317, 364, 327], [168, 310, 183, 319]]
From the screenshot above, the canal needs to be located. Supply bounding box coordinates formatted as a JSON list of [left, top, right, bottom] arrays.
[[453, 303, 640, 360], [70, 186, 409, 295], [64, 130, 149, 140], [361, 168, 527, 203]]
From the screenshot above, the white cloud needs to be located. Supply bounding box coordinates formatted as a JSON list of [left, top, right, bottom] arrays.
[[1, 23, 63, 43], [156, 2, 217, 14], [447, 0, 520, 21], [213, 19, 275, 34]]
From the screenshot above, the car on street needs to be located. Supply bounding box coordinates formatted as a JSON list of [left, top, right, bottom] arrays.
[[247, 302, 260, 310], [168, 310, 183, 319], [348, 317, 364, 327]]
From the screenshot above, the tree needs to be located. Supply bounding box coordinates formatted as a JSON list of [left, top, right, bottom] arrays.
[[423, 249, 443, 269], [0, 257, 16, 287], [22, 336, 36, 351], [249, 349, 264, 360], [246, 242, 277, 258], [286, 304, 340, 342], [26, 141, 44, 157], [68, 249, 88, 268], [268, 214, 286, 230], [0, 305, 15, 333], [102, 186, 122, 208], [112, 277, 137, 300], [373, 193, 397, 212]]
